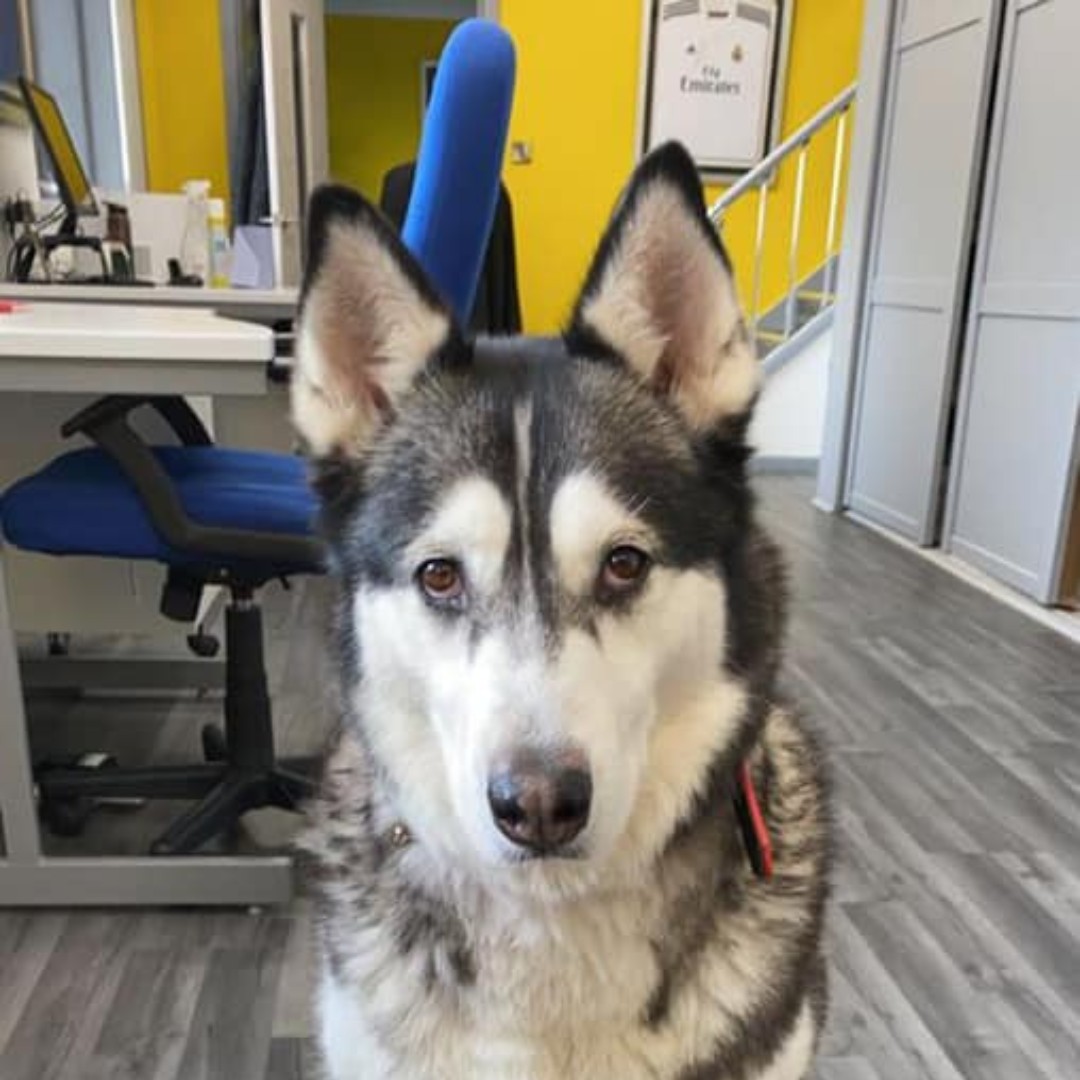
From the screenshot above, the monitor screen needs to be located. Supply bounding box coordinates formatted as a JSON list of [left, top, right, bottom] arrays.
[[18, 76, 97, 218]]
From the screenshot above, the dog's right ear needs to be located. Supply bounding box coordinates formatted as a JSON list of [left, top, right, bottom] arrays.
[[292, 184, 458, 458]]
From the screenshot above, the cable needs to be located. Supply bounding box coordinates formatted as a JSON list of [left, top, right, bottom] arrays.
[[2, 196, 69, 282], [35, 204, 65, 232]]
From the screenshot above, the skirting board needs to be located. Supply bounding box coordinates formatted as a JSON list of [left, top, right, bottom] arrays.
[[837, 507, 1080, 646]]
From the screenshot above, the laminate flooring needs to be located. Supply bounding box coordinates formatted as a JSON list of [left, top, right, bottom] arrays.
[[1, 475, 1077, 1079]]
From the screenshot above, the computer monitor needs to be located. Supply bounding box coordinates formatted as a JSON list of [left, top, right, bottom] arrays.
[[17, 75, 98, 234]]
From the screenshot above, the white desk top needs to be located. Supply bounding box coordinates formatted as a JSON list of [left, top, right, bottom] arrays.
[[0, 283, 299, 319], [0, 302, 273, 362]]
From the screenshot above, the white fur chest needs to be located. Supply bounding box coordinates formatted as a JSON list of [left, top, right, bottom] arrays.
[[311, 706, 828, 1080], [319, 884, 669, 1080], [317, 880, 816, 1080]]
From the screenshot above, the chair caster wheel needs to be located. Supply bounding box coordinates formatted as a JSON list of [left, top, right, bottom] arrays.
[[201, 724, 227, 762], [46, 631, 71, 657], [37, 752, 119, 837], [187, 632, 220, 658], [41, 795, 94, 837]]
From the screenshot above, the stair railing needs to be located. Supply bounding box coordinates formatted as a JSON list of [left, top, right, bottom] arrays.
[[709, 84, 856, 355]]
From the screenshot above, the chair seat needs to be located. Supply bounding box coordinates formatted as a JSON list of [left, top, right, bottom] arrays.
[[1, 446, 321, 575]]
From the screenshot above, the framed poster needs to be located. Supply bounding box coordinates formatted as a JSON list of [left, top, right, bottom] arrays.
[[639, 0, 792, 177]]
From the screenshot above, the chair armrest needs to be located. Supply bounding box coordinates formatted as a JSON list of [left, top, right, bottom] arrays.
[[61, 394, 213, 446], [61, 405, 321, 570]]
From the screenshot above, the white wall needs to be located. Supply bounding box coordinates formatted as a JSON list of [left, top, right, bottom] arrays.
[[749, 327, 832, 461], [0, 91, 38, 274]]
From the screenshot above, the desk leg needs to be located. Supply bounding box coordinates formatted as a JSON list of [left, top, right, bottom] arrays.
[[0, 544, 43, 861]]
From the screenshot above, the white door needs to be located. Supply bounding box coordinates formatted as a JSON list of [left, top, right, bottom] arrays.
[[260, 0, 328, 286], [844, 1, 1002, 544]]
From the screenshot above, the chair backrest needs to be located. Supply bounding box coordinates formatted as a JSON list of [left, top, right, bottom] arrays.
[[401, 19, 516, 324]]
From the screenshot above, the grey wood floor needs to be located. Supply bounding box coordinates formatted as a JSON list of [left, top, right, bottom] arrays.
[[1, 475, 1077, 1079]]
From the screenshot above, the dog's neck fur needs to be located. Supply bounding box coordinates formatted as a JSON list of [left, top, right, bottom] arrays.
[[304, 694, 830, 1079]]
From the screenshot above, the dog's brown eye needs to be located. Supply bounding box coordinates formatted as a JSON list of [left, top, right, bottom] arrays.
[[600, 546, 651, 593], [418, 558, 464, 601]]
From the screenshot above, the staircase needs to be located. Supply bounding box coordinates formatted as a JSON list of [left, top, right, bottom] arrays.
[[751, 258, 839, 358], [708, 85, 856, 374]]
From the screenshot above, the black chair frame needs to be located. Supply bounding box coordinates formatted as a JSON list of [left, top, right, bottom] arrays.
[[35, 395, 322, 855]]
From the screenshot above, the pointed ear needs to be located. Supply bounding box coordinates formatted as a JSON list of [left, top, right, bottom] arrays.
[[567, 143, 759, 433], [292, 184, 458, 458]]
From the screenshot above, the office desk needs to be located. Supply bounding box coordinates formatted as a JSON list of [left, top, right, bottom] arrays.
[[0, 283, 299, 324], [0, 303, 293, 906], [0, 301, 277, 395]]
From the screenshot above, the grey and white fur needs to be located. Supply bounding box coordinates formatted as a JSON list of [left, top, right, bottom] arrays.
[[292, 142, 831, 1080]]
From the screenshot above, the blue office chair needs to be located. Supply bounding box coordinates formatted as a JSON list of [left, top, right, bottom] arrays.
[[0, 19, 515, 855]]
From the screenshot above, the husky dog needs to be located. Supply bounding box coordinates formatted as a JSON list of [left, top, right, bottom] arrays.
[[293, 142, 830, 1080]]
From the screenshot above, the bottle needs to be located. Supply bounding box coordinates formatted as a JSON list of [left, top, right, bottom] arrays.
[[208, 198, 231, 288], [179, 179, 211, 284]]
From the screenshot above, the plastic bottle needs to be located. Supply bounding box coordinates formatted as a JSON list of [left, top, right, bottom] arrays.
[[179, 179, 211, 284], [208, 198, 232, 288]]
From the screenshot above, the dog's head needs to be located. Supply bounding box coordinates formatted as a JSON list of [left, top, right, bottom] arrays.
[[294, 144, 780, 890]]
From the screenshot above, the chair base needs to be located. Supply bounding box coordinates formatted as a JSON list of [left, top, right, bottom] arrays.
[[33, 592, 319, 855], [36, 755, 317, 855], [148, 763, 314, 855]]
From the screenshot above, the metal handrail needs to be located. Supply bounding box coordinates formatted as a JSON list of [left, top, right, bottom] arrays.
[[708, 83, 857, 352], [708, 84, 857, 221]]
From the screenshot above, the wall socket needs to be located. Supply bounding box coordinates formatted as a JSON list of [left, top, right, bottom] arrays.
[[510, 140, 534, 165]]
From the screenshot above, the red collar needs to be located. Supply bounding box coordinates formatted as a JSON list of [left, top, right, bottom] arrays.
[[734, 761, 774, 880]]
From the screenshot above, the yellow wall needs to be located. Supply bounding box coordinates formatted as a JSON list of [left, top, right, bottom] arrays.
[[325, 16, 457, 202], [133, 0, 230, 204], [501, 0, 865, 332], [131, 2, 861, 327]]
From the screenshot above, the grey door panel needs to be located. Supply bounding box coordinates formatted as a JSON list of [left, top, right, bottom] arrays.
[[848, 307, 947, 536], [948, 317, 1080, 596], [846, 1, 1000, 543], [946, 0, 1080, 601]]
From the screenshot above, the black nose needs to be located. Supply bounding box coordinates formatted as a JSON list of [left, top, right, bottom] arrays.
[[487, 751, 592, 853]]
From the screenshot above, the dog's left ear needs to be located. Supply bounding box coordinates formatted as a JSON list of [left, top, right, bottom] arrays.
[[567, 142, 759, 433]]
